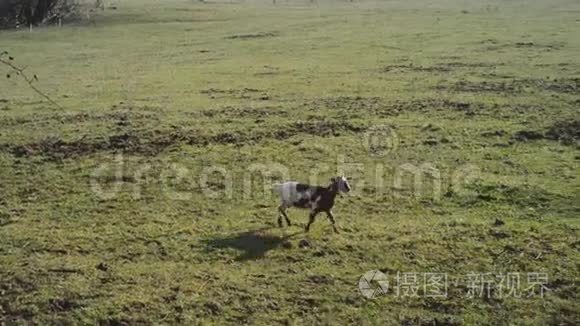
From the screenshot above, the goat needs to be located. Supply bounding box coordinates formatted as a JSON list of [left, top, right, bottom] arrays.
[[272, 176, 351, 233]]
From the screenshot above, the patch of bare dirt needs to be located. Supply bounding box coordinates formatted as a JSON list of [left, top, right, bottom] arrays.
[[287, 120, 365, 136], [2, 120, 368, 160], [380, 64, 452, 73], [390, 98, 484, 116], [436, 78, 579, 94], [400, 316, 462, 326], [481, 130, 507, 137], [438, 80, 519, 93], [512, 130, 545, 142], [200, 88, 270, 100], [7, 131, 175, 160], [517, 77, 579, 94], [97, 316, 150, 325], [380, 62, 498, 73], [308, 96, 386, 112], [478, 72, 516, 79], [511, 119, 579, 145], [0, 110, 156, 128], [484, 41, 564, 52], [225, 32, 278, 40], [48, 297, 82, 313], [545, 119, 580, 145], [307, 96, 489, 116], [194, 106, 287, 119], [200, 120, 366, 145]]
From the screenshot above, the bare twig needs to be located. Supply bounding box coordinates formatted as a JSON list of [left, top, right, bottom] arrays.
[[0, 51, 63, 109]]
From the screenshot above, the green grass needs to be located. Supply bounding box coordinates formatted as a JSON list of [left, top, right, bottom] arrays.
[[0, 0, 578, 324]]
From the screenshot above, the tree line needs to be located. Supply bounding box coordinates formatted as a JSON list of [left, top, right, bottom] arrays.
[[0, 0, 81, 28]]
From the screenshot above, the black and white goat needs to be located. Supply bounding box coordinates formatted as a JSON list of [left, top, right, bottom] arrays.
[[272, 176, 351, 233]]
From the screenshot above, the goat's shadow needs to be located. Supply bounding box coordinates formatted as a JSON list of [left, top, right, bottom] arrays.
[[202, 228, 301, 261]]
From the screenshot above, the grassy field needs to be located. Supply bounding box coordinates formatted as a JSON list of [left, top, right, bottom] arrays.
[[0, 0, 579, 324]]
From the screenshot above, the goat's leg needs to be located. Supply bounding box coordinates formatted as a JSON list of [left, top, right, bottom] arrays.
[[283, 211, 292, 226], [326, 210, 339, 233], [278, 205, 289, 227], [305, 209, 320, 232]]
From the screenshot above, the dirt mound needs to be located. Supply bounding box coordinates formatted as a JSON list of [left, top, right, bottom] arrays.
[[512, 130, 545, 142], [9, 132, 170, 160], [545, 120, 580, 144], [511, 119, 579, 145], [3, 120, 367, 160], [11, 137, 104, 159]]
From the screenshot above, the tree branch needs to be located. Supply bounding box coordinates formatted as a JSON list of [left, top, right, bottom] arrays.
[[1, 51, 63, 109]]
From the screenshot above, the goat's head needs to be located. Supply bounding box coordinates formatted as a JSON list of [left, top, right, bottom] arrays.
[[331, 176, 351, 194]]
